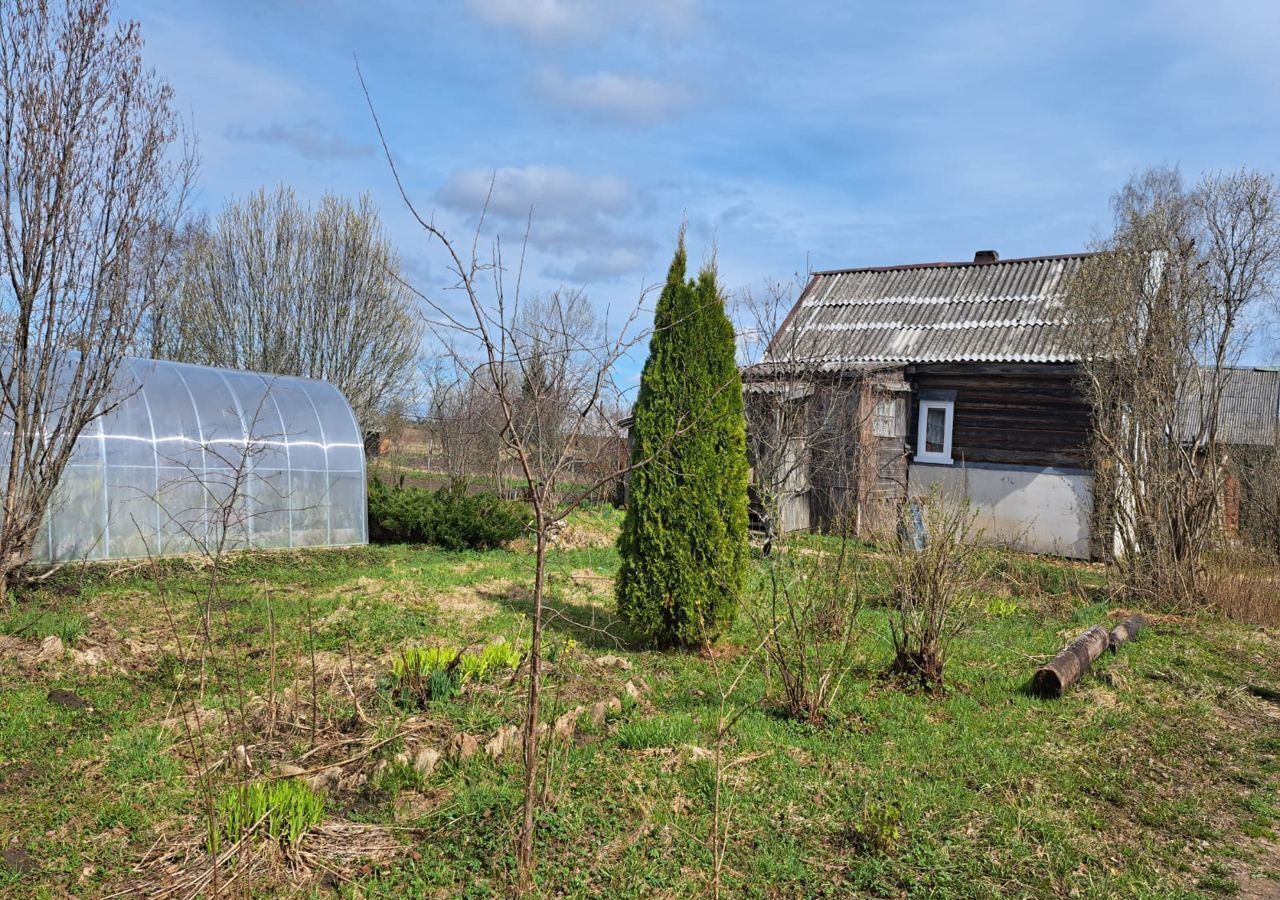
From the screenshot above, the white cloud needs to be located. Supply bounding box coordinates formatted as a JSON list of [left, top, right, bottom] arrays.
[[464, 0, 695, 42], [537, 70, 688, 125], [437, 165, 630, 222], [436, 164, 656, 281], [558, 246, 653, 281], [226, 121, 374, 160], [466, 0, 589, 41]]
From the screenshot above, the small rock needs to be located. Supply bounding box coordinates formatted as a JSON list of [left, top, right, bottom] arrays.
[[593, 654, 631, 670], [413, 747, 442, 775], [553, 707, 584, 741], [393, 750, 412, 767], [485, 726, 520, 760], [272, 762, 307, 777], [71, 647, 104, 668], [35, 636, 64, 664], [307, 766, 343, 793], [589, 700, 609, 726], [623, 680, 643, 702], [46, 688, 88, 710], [448, 732, 480, 763]]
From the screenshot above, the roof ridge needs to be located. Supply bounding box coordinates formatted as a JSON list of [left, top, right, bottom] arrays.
[[811, 251, 1096, 277], [806, 294, 1068, 306]]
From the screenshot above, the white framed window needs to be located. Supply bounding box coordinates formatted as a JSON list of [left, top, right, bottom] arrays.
[[916, 399, 954, 464], [872, 398, 900, 438]]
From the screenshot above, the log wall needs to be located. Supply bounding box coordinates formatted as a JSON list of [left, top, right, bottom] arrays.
[[906, 363, 1092, 471]]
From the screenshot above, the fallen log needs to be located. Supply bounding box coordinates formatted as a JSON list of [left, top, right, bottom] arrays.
[[1031, 626, 1110, 699], [1107, 614, 1147, 652]]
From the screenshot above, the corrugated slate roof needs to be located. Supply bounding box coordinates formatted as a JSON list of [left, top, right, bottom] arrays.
[[765, 253, 1091, 367], [1180, 367, 1280, 447]]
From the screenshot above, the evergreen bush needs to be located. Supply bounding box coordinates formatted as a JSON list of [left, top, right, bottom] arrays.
[[367, 478, 527, 550], [616, 236, 749, 647]]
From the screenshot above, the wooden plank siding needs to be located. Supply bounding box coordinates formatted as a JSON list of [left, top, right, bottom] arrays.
[[906, 363, 1092, 471]]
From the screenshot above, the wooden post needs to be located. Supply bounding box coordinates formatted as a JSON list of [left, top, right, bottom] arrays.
[[1032, 626, 1109, 699], [1107, 614, 1146, 652]]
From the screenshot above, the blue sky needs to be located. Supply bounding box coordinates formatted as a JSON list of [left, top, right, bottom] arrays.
[[119, 0, 1280, 364]]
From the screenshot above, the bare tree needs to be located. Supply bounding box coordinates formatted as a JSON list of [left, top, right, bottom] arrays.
[[134, 217, 207, 359], [1067, 167, 1280, 608], [0, 0, 192, 598], [358, 66, 665, 892], [158, 186, 422, 429], [734, 279, 901, 721], [738, 277, 903, 546], [421, 353, 517, 491]]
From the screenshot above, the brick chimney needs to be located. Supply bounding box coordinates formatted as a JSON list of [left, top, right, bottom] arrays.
[[973, 250, 999, 264]]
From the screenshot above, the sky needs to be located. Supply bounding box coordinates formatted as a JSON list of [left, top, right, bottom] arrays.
[[117, 0, 1280, 368]]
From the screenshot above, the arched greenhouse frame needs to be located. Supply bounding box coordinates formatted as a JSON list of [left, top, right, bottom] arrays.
[[21, 357, 368, 563]]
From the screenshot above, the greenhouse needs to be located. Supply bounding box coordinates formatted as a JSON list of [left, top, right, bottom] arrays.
[[25, 357, 367, 563]]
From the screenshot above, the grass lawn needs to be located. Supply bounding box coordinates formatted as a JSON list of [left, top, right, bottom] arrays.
[[1, 505, 1277, 898]]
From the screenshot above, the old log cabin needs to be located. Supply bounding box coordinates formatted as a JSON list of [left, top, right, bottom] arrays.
[[744, 250, 1098, 558], [744, 249, 1280, 559]]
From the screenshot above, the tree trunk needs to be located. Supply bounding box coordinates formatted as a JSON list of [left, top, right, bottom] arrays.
[[517, 518, 546, 893], [1031, 626, 1109, 699], [1107, 614, 1147, 652]]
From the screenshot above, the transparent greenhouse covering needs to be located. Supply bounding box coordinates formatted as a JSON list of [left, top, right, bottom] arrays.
[[24, 357, 367, 562]]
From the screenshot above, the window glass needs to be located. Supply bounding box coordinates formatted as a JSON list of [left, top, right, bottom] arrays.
[[925, 406, 946, 454]]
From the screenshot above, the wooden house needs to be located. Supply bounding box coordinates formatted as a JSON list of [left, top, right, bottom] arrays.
[[746, 250, 1099, 558], [746, 250, 1280, 559]]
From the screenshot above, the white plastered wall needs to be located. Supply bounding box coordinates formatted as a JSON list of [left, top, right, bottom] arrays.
[[907, 463, 1093, 559]]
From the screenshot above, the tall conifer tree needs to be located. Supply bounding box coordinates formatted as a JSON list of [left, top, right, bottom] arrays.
[[617, 235, 749, 647]]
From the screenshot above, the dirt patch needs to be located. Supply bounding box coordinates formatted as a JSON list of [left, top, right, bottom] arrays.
[[569, 569, 614, 598], [2, 845, 35, 875], [551, 521, 617, 551], [1235, 840, 1280, 899], [47, 688, 90, 710], [433, 579, 514, 623], [121, 820, 406, 898]]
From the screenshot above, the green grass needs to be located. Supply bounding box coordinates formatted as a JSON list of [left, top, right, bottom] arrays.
[[210, 779, 325, 852], [0, 508, 1276, 897], [0, 607, 87, 645]]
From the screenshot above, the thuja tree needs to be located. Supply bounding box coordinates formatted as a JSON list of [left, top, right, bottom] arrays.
[[617, 237, 750, 647]]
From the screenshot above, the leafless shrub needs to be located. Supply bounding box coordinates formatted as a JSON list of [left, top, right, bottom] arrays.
[[755, 527, 864, 724], [1236, 442, 1280, 559], [136, 391, 296, 896], [0, 0, 193, 597], [886, 488, 983, 690], [704, 618, 778, 899], [420, 355, 508, 489], [1066, 167, 1280, 610]]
